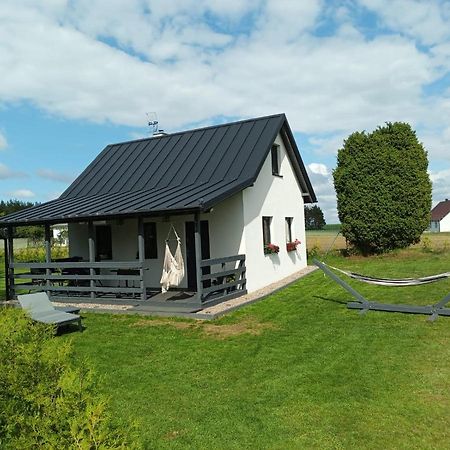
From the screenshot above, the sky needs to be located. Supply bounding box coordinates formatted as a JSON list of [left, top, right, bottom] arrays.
[[1, 0, 450, 223]]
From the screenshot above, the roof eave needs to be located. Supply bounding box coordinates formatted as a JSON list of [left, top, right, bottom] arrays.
[[0, 206, 203, 227]]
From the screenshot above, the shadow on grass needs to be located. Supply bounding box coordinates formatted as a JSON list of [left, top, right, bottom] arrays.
[[313, 295, 348, 305]]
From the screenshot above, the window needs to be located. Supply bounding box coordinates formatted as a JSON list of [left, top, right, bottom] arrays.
[[96, 225, 112, 260], [144, 222, 157, 259], [262, 216, 272, 246], [271, 145, 280, 176], [285, 217, 293, 243]]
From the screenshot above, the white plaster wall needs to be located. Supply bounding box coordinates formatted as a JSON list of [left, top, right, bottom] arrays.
[[201, 192, 245, 260], [242, 133, 307, 293], [440, 213, 450, 232], [68, 223, 89, 259]]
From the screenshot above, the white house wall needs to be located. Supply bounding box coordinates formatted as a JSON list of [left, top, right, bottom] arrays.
[[440, 213, 450, 232], [242, 133, 307, 292], [202, 192, 245, 261]]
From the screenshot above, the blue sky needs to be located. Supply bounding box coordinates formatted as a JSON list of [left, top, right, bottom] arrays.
[[1, 0, 450, 222]]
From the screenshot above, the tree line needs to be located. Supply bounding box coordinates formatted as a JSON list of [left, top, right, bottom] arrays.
[[0, 200, 44, 241]]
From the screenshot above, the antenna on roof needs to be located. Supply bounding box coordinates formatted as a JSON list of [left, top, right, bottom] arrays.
[[146, 112, 159, 135]]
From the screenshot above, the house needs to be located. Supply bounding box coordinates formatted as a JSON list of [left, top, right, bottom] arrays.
[[430, 199, 450, 232], [0, 113, 316, 312]]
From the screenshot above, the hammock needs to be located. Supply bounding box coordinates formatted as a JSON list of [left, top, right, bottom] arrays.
[[323, 262, 450, 287], [313, 259, 450, 321], [160, 225, 185, 293]]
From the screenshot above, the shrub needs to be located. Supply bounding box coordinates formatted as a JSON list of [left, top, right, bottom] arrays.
[[333, 122, 432, 254], [0, 308, 134, 449], [10, 246, 69, 263]]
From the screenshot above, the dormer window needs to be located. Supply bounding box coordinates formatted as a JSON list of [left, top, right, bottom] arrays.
[[271, 144, 280, 176]]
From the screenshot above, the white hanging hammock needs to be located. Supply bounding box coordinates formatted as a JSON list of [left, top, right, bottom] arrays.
[[160, 225, 185, 293]]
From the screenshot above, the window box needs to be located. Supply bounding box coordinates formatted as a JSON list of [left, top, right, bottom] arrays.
[[264, 243, 280, 255], [286, 239, 301, 252]]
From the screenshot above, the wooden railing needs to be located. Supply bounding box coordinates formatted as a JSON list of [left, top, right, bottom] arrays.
[[199, 254, 246, 304], [10, 260, 148, 301]]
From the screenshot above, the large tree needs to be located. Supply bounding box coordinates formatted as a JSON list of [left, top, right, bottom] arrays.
[[305, 205, 326, 230], [333, 122, 432, 254]]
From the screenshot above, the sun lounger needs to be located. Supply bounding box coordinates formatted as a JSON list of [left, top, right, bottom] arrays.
[[18, 292, 83, 331]]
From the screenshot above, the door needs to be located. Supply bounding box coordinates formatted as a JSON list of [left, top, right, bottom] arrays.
[[185, 220, 210, 291]]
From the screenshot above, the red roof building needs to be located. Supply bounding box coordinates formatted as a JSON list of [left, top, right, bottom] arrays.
[[430, 199, 450, 232]]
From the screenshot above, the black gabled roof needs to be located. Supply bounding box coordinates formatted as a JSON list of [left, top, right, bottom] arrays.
[[0, 113, 316, 226]]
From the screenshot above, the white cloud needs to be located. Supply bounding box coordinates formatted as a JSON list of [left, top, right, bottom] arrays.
[[430, 168, 450, 204], [0, 163, 26, 179], [0, 131, 7, 150], [0, 1, 445, 137], [9, 189, 35, 198], [36, 168, 75, 183], [0, 1, 449, 219], [306, 163, 338, 223], [308, 163, 329, 176], [359, 0, 450, 46]]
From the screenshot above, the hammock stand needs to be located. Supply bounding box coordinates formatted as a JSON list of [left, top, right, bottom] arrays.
[[313, 259, 450, 321]]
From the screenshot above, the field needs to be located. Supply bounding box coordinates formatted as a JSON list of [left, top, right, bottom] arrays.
[[306, 229, 450, 253], [2, 241, 450, 448]]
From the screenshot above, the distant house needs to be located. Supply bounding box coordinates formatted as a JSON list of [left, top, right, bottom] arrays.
[[0, 114, 316, 313], [430, 199, 450, 232]]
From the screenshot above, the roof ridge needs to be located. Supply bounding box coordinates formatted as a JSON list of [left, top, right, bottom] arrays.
[[109, 113, 286, 147]]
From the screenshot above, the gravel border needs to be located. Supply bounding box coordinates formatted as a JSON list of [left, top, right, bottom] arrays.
[[1, 266, 318, 319]]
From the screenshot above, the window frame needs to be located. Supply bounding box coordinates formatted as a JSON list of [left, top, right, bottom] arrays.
[[262, 216, 272, 246], [271, 144, 281, 176], [285, 217, 293, 243]]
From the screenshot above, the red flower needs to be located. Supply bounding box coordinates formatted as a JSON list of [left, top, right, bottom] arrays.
[[264, 243, 280, 254], [286, 239, 301, 252]]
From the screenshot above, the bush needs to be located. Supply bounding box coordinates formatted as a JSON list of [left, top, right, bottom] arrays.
[[0, 308, 134, 449], [333, 122, 432, 254]]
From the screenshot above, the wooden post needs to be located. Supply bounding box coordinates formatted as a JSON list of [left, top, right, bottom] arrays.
[[137, 217, 147, 301], [194, 213, 203, 303], [44, 224, 51, 296], [88, 221, 96, 300], [6, 227, 14, 299], [3, 238, 9, 300]]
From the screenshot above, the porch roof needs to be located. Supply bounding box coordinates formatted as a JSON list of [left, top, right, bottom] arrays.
[[0, 113, 316, 226]]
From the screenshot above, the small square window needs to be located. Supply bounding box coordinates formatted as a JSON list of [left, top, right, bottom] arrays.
[[285, 217, 293, 243], [271, 145, 280, 176], [262, 216, 272, 246]]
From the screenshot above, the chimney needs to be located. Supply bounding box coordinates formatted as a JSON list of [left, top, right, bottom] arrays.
[[153, 129, 168, 137]]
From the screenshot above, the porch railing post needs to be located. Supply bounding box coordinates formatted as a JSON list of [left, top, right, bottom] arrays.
[[6, 227, 14, 300], [88, 221, 96, 300], [44, 224, 51, 296], [194, 213, 203, 303], [137, 217, 147, 301], [239, 258, 246, 290]]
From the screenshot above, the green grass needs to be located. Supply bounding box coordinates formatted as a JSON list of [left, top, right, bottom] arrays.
[[59, 248, 450, 449]]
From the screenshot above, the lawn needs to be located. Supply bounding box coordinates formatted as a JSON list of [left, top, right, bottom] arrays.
[[2, 245, 450, 448], [53, 247, 450, 449]]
